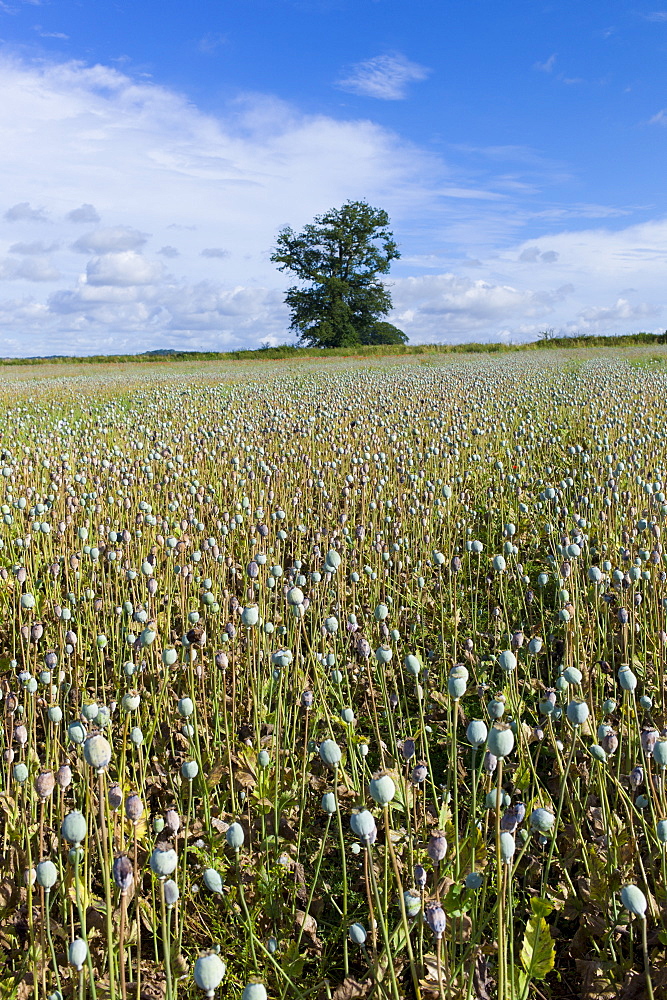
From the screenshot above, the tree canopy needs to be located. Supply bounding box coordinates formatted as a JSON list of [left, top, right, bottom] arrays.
[[270, 200, 406, 348]]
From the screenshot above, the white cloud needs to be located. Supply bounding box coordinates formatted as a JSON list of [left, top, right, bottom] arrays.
[[0, 54, 666, 353], [336, 52, 430, 100], [86, 252, 164, 286], [0, 257, 61, 281], [533, 54, 557, 73], [4, 201, 49, 222], [66, 203, 100, 223], [9, 240, 59, 254], [72, 227, 148, 254]]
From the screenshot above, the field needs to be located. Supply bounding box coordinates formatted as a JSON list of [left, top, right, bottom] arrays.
[[1, 346, 667, 1000]]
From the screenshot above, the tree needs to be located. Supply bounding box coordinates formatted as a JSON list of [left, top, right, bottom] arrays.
[[270, 200, 405, 348]]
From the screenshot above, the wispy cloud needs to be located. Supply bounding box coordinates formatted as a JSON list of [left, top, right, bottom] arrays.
[[336, 52, 430, 100], [201, 247, 229, 258], [644, 11, 667, 21], [533, 53, 557, 73]]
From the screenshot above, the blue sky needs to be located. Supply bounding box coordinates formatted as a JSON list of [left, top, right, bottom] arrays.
[[1, 0, 667, 354]]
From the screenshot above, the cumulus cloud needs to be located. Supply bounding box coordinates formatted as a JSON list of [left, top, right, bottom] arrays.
[[66, 203, 100, 223], [0, 257, 61, 281], [201, 247, 229, 258], [72, 227, 148, 254], [519, 246, 559, 262], [336, 52, 430, 100], [0, 54, 666, 353], [5, 201, 49, 222], [86, 252, 164, 287]]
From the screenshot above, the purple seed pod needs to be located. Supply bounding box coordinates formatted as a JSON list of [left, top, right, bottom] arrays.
[[108, 783, 123, 811], [165, 809, 181, 835], [483, 751, 498, 774], [427, 831, 448, 862], [414, 864, 427, 888], [424, 903, 447, 939], [301, 690, 314, 709], [641, 727, 659, 756], [112, 855, 134, 893], [618, 608, 629, 625], [401, 738, 416, 760], [629, 766, 644, 790], [125, 794, 144, 823], [600, 731, 619, 755], [411, 763, 428, 784], [35, 771, 56, 799]]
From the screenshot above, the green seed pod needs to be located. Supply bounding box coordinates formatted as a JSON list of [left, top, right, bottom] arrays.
[[181, 761, 199, 780], [203, 868, 224, 894], [194, 953, 226, 996], [487, 724, 514, 758], [466, 719, 487, 747], [177, 697, 194, 718], [226, 822, 245, 850], [620, 884, 647, 917], [348, 922, 367, 945], [241, 605, 259, 626], [319, 739, 342, 767], [83, 734, 112, 771], [162, 648, 178, 666], [588, 744, 607, 762], [566, 700, 589, 727], [529, 808, 555, 833], [242, 985, 268, 1000], [499, 832, 516, 863], [321, 792, 337, 814], [68, 937, 88, 971], [657, 819, 667, 843], [369, 773, 395, 805], [36, 859, 58, 889], [498, 650, 516, 672], [150, 848, 178, 878], [61, 810, 87, 846], [654, 740, 667, 768]]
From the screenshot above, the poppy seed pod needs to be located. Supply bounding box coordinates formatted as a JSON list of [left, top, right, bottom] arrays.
[[618, 666, 637, 692], [350, 809, 377, 843], [150, 848, 178, 878], [35, 771, 56, 799], [61, 810, 87, 846], [348, 922, 367, 945], [499, 832, 516, 863], [125, 794, 144, 822], [528, 637, 543, 654], [194, 952, 227, 996], [319, 739, 342, 768], [83, 733, 112, 772], [620, 884, 647, 917], [369, 773, 395, 805], [654, 740, 667, 767], [203, 868, 224, 894], [321, 792, 337, 814], [427, 831, 448, 862], [241, 605, 259, 627], [404, 889, 422, 918], [589, 744, 607, 762], [108, 783, 123, 810], [466, 719, 488, 747], [68, 937, 88, 971], [424, 903, 447, 939], [226, 822, 245, 850], [566, 699, 589, 726], [405, 653, 421, 676], [164, 879, 180, 907], [242, 985, 268, 1000], [498, 650, 516, 672], [487, 724, 514, 758], [530, 807, 555, 833], [56, 764, 72, 789], [36, 859, 58, 889], [181, 761, 199, 780], [112, 855, 134, 893]]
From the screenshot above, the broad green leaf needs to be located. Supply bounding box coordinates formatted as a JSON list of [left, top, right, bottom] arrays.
[[520, 913, 555, 981]]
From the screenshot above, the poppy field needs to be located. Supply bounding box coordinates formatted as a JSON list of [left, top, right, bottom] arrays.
[[1, 349, 667, 1000]]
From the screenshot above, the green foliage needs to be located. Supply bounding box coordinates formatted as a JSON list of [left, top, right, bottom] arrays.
[[359, 321, 408, 345], [270, 200, 401, 347]]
